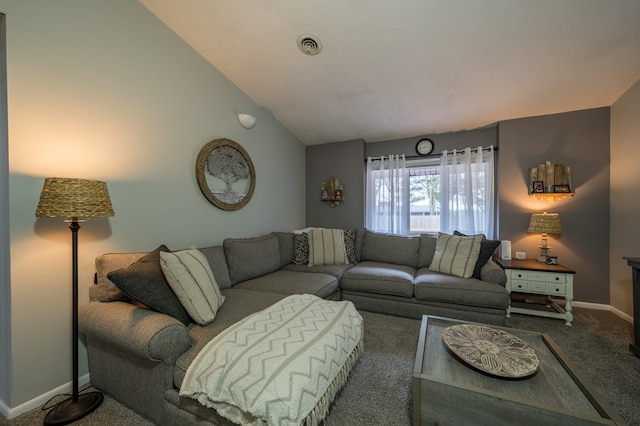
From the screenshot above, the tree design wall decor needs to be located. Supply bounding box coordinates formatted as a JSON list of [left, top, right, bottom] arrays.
[[196, 138, 256, 210]]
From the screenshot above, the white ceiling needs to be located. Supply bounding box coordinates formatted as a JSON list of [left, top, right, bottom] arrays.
[[139, 0, 640, 145]]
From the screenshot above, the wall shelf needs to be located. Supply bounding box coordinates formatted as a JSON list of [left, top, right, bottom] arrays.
[[528, 161, 574, 202], [529, 192, 575, 202], [320, 176, 343, 207]]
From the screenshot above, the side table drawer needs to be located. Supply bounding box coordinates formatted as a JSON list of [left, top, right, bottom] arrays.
[[510, 270, 528, 280], [546, 273, 567, 284], [510, 280, 528, 291], [548, 284, 567, 296], [529, 282, 547, 294], [528, 271, 547, 282]]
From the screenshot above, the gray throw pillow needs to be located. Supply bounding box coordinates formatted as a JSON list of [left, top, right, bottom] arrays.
[[107, 245, 191, 325]]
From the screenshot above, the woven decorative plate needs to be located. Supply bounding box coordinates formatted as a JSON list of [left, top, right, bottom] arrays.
[[442, 324, 539, 378]]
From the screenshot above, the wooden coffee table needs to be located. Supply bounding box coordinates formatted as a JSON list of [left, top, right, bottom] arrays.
[[413, 315, 624, 425]]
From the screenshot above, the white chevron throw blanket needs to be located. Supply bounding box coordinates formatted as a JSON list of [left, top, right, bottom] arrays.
[[180, 294, 364, 426]]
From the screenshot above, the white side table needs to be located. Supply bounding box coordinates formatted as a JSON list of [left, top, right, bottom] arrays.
[[495, 258, 575, 326]]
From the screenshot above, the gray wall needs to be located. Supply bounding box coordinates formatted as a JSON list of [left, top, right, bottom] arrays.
[[498, 108, 610, 305], [1, 0, 305, 412], [306, 139, 365, 229], [365, 127, 497, 159], [305, 128, 498, 230], [308, 108, 612, 305], [610, 78, 640, 317]]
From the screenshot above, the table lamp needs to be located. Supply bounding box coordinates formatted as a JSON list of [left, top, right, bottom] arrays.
[[36, 177, 114, 425], [527, 212, 561, 262]]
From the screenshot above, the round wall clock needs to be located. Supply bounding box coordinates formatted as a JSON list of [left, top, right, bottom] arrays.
[[415, 138, 435, 156]]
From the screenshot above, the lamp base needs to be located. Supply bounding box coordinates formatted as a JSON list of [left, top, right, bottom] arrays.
[[43, 392, 103, 425]]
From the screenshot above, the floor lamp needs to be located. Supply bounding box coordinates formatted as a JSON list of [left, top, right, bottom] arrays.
[[36, 177, 114, 425]]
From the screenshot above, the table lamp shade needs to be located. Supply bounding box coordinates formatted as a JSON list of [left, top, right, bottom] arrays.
[[527, 212, 561, 235], [36, 177, 114, 219]]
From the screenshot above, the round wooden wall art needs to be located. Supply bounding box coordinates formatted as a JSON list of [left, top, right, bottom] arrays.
[[195, 138, 256, 211]]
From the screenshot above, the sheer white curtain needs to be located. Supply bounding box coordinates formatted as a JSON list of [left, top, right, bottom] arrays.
[[365, 154, 409, 234], [439, 146, 496, 237]]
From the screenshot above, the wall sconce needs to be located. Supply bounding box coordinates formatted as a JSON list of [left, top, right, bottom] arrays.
[[528, 161, 574, 201], [320, 176, 343, 207], [237, 113, 256, 129], [527, 212, 561, 262]]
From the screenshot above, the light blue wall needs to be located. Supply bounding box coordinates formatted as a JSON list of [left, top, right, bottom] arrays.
[[0, 0, 305, 412]]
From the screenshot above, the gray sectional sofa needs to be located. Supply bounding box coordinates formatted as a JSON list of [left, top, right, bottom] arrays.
[[78, 228, 509, 425]]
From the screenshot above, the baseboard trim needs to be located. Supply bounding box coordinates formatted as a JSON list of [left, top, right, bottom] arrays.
[[572, 301, 634, 324], [1, 373, 90, 420]]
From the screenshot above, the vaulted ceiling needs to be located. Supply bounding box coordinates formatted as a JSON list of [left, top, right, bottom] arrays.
[[139, 0, 640, 145]]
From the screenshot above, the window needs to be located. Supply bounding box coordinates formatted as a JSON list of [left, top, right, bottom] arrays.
[[366, 147, 496, 237], [409, 160, 440, 234]]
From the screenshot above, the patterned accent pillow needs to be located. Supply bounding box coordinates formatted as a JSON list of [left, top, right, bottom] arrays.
[[160, 249, 225, 325], [293, 233, 309, 265], [344, 228, 357, 264], [307, 228, 349, 266], [429, 232, 483, 278]]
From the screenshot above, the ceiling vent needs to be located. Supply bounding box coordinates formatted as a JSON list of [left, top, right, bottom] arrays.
[[297, 34, 322, 55]]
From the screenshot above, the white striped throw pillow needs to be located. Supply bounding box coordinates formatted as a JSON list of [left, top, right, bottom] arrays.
[[160, 249, 225, 325], [429, 232, 483, 278], [307, 228, 349, 266]]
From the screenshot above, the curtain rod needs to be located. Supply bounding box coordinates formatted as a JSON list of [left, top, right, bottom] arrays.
[[366, 146, 498, 162]]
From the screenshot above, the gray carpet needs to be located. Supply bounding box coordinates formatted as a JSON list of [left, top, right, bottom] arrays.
[[2, 307, 638, 425]]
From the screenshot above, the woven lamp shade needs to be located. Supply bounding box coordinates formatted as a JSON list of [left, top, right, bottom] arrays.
[[527, 212, 561, 235], [36, 177, 114, 218]]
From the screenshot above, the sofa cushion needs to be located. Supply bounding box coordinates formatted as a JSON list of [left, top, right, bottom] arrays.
[[307, 228, 349, 266], [233, 270, 339, 299], [106, 245, 192, 325], [454, 230, 501, 278], [91, 252, 146, 302], [416, 234, 438, 268], [429, 233, 483, 278], [223, 234, 281, 285], [340, 261, 415, 298], [272, 232, 294, 267], [480, 258, 508, 285], [414, 268, 510, 309], [197, 245, 232, 290], [160, 249, 226, 325], [282, 262, 353, 279], [175, 288, 289, 389], [361, 230, 420, 268]]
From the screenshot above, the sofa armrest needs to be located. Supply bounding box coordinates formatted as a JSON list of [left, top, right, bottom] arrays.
[[79, 301, 191, 363], [480, 258, 508, 286]]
